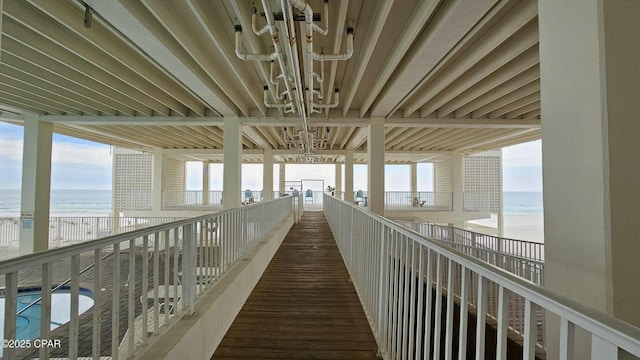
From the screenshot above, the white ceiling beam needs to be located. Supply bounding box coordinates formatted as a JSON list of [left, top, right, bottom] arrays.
[[6, 1, 170, 115], [505, 101, 540, 119], [340, 0, 395, 116], [456, 128, 538, 151], [470, 77, 540, 118], [488, 92, 539, 118], [345, 127, 368, 150], [29, 0, 194, 116], [84, 0, 236, 116], [412, 21, 539, 117], [388, 0, 537, 117], [450, 65, 539, 118], [243, 126, 274, 150], [358, 0, 441, 117], [1, 34, 138, 115], [57, 123, 156, 150], [371, 0, 502, 117], [39, 115, 541, 129], [140, 0, 252, 116]]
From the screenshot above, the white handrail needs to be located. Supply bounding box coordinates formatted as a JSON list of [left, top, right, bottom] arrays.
[[0, 216, 186, 248], [323, 194, 640, 359], [0, 197, 295, 359]]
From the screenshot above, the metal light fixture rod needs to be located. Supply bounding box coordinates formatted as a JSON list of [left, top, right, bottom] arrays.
[[280, 0, 312, 157]]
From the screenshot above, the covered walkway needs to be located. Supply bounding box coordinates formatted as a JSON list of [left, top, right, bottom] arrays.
[[212, 211, 379, 359]]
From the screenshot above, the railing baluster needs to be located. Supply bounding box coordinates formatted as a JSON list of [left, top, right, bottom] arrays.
[[390, 231, 399, 358], [444, 258, 456, 360], [142, 235, 149, 345], [40, 262, 53, 360], [560, 317, 575, 360], [4, 271, 18, 360], [183, 223, 195, 315], [401, 235, 410, 359], [92, 249, 102, 359], [496, 285, 509, 359], [112, 242, 120, 360], [433, 254, 443, 359], [458, 266, 470, 360], [414, 245, 424, 360], [69, 254, 80, 360], [127, 238, 135, 358], [523, 299, 537, 359], [475, 276, 488, 360], [423, 249, 433, 359], [407, 241, 416, 359]]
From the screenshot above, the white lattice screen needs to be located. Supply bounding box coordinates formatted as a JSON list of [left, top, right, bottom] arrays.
[[464, 151, 501, 212], [163, 157, 186, 207], [113, 151, 152, 210], [434, 160, 451, 207]]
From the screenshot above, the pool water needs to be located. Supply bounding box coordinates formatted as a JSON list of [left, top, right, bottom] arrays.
[[0, 286, 94, 353]]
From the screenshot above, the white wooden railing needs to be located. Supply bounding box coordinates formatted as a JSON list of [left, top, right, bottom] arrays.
[[396, 220, 544, 286], [0, 217, 185, 248], [0, 196, 295, 359], [384, 192, 453, 210], [324, 194, 640, 359]]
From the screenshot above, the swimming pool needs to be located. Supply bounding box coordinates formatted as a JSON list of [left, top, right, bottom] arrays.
[[0, 286, 94, 353]]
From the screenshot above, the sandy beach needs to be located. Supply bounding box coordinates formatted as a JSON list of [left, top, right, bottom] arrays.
[[468, 214, 544, 243]]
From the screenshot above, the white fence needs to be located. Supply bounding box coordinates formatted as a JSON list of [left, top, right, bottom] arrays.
[[384, 192, 453, 210], [396, 221, 544, 286], [0, 217, 185, 248], [0, 196, 295, 359], [324, 194, 640, 359]]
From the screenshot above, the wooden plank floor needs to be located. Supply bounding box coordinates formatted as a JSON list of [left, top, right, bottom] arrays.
[[211, 211, 379, 359]]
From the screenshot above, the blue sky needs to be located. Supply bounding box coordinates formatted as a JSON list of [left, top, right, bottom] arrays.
[[0, 122, 542, 191]]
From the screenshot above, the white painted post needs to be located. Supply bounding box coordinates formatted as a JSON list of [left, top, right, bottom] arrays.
[[451, 152, 464, 214], [223, 117, 242, 209], [335, 163, 342, 197], [539, 0, 640, 356], [152, 152, 164, 211], [410, 162, 418, 198], [368, 118, 385, 214], [19, 117, 53, 255], [344, 150, 354, 203], [263, 150, 274, 201], [278, 163, 285, 196], [202, 161, 210, 205]]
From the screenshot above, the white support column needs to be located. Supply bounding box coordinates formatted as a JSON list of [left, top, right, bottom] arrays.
[[278, 163, 286, 195], [452, 152, 464, 213], [19, 117, 53, 255], [223, 117, 242, 209], [335, 163, 342, 197], [410, 162, 418, 196], [202, 161, 210, 205], [368, 118, 385, 215], [344, 151, 354, 203], [152, 152, 164, 212], [263, 150, 274, 201], [539, 1, 640, 357]]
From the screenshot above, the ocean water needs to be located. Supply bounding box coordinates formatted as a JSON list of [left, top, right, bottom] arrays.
[[0, 189, 112, 216], [0, 190, 544, 217], [503, 191, 543, 215]]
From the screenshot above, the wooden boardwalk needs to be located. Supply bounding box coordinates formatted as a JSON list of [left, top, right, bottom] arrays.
[[211, 211, 379, 359]]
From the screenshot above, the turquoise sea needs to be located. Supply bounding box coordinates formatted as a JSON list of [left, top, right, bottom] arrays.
[[0, 189, 112, 216], [503, 191, 543, 215], [0, 190, 543, 216]]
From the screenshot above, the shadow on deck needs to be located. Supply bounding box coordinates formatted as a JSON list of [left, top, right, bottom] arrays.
[[211, 211, 379, 359]]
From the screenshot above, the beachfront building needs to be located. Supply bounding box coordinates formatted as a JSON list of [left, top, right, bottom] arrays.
[[1, 0, 639, 359], [112, 147, 503, 231]]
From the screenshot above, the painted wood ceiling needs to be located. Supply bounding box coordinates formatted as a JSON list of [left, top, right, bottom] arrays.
[[0, 0, 540, 163]]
